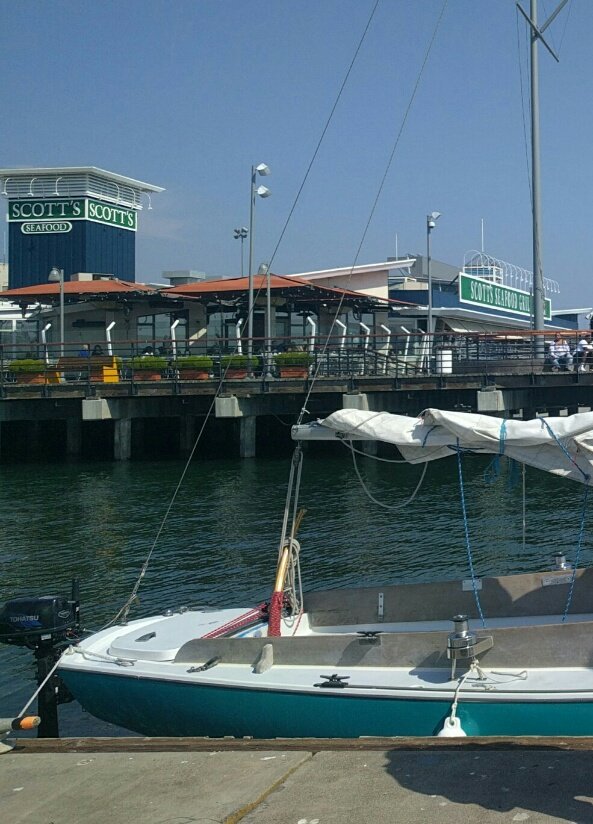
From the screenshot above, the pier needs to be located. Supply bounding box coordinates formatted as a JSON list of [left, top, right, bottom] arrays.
[[1, 361, 593, 461], [3, 736, 593, 823]]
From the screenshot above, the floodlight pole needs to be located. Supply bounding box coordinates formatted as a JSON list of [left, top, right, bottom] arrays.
[[426, 211, 441, 374], [48, 267, 64, 357], [247, 164, 271, 364]]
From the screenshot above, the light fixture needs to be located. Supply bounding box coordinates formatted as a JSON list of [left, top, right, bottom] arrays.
[[48, 267, 65, 357], [426, 210, 442, 372], [247, 163, 272, 367]]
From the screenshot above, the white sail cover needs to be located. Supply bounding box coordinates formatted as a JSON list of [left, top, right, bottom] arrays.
[[293, 409, 593, 484]]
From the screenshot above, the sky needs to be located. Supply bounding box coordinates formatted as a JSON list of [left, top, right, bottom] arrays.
[[0, 0, 591, 307]]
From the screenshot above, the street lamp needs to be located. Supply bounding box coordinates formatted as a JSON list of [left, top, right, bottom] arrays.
[[48, 266, 64, 357], [426, 211, 441, 372], [258, 262, 274, 378], [233, 226, 248, 276], [247, 163, 271, 363]]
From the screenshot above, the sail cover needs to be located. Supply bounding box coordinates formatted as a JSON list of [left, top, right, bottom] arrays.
[[292, 409, 593, 484]]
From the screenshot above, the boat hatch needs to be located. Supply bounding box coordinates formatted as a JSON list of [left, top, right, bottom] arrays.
[[108, 609, 252, 662]]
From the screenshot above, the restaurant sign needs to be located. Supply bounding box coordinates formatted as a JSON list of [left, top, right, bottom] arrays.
[[8, 198, 137, 232], [21, 221, 72, 234], [459, 273, 551, 321]]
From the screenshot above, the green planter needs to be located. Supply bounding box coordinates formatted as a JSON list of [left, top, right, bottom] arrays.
[[173, 355, 213, 380], [8, 359, 46, 373]]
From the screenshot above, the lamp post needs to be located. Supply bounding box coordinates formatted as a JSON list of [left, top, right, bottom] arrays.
[[48, 267, 64, 357], [247, 163, 271, 363], [426, 211, 441, 372], [233, 227, 248, 276], [258, 262, 273, 378]]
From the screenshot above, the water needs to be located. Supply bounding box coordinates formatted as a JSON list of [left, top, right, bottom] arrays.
[[0, 449, 590, 736]]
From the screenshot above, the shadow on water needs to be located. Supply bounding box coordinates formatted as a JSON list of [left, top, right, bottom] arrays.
[[0, 450, 591, 735]]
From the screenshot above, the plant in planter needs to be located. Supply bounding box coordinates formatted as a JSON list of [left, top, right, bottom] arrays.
[[274, 351, 312, 378], [173, 355, 213, 380], [129, 355, 168, 380], [8, 359, 58, 385], [220, 354, 259, 378]]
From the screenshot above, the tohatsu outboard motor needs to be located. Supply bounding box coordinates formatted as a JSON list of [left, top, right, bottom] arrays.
[[0, 580, 83, 738]]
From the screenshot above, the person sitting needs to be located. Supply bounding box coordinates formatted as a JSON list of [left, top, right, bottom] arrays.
[[574, 336, 593, 372], [78, 344, 91, 358], [91, 344, 104, 356], [547, 334, 573, 371], [141, 345, 155, 356]]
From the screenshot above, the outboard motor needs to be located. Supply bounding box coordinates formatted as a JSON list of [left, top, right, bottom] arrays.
[[0, 580, 82, 738]]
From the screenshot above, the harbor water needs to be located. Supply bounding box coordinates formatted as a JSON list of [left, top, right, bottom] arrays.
[[0, 447, 590, 736]]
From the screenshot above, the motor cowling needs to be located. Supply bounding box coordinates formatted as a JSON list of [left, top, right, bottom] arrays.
[[0, 594, 79, 648]]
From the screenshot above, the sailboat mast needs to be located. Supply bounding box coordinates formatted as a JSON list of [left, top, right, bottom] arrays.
[[518, 0, 569, 351], [530, 0, 544, 338]]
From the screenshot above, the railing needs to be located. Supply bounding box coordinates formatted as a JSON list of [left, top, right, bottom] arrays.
[[0, 330, 589, 390]]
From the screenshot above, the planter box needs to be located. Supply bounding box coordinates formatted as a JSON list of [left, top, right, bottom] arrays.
[[15, 371, 60, 385], [177, 369, 210, 380], [225, 369, 248, 379], [134, 371, 162, 381], [279, 366, 309, 378]]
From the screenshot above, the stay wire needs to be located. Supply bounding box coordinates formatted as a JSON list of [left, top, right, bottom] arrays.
[[296, 0, 449, 424], [240, 0, 380, 381], [455, 441, 486, 627], [105, 366, 235, 628]]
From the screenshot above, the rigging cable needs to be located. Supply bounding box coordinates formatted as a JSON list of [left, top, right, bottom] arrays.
[[342, 438, 428, 511], [455, 440, 486, 627], [295, 0, 449, 424]]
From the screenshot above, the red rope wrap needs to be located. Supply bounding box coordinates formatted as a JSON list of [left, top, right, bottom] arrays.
[[267, 591, 284, 637], [202, 603, 268, 639]]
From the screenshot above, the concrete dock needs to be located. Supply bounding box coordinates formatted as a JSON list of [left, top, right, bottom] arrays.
[[2, 738, 593, 823]]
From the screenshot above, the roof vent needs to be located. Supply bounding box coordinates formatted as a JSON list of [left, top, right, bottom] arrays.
[[70, 272, 115, 281]]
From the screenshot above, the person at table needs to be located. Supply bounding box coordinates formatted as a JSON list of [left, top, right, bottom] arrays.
[[547, 334, 573, 371], [574, 336, 593, 372]]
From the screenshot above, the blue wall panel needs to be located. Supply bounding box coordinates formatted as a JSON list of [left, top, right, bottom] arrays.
[[9, 219, 136, 288]]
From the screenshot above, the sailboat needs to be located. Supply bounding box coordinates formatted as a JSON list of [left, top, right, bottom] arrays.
[[53, 407, 593, 738], [9, 1, 582, 740]]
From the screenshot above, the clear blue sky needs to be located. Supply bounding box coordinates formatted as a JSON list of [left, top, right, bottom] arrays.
[[0, 0, 590, 307]]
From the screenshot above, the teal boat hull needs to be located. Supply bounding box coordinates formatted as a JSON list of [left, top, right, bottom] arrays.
[[60, 669, 593, 738]]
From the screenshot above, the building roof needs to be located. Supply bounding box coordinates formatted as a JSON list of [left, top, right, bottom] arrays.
[[0, 279, 157, 306], [0, 167, 164, 193], [166, 273, 415, 308]]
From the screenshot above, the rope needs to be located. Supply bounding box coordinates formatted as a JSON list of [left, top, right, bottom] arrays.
[[538, 417, 591, 483], [455, 441, 486, 627], [562, 484, 590, 622], [295, 0, 449, 425], [345, 439, 428, 511], [17, 652, 64, 718], [483, 420, 507, 484], [201, 603, 268, 639]]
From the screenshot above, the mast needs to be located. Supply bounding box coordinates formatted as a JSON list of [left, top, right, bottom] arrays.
[[517, 0, 569, 354]]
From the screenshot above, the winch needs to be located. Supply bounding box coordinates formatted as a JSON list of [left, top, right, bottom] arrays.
[[446, 614, 493, 678]]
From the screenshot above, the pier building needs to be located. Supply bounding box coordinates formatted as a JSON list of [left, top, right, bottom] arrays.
[[0, 167, 164, 288]]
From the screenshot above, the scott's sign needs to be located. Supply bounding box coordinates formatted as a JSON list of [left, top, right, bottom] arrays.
[[459, 273, 551, 320], [21, 221, 72, 235], [8, 198, 137, 231]]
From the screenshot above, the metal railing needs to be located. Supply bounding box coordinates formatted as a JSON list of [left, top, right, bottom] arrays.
[[0, 330, 589, 391]]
